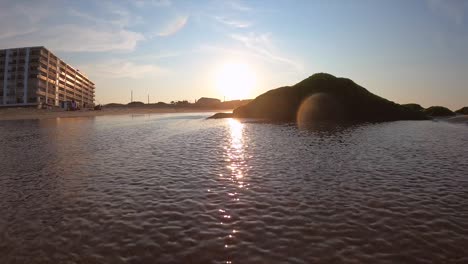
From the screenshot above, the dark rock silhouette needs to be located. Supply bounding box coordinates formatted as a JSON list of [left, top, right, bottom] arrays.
[[424, 106, 455, 117], [194, 98, 252, 109], [218, 99, 252, 109], [155, 102, 169, 107], [208, 112, 234, 119], [127, 101, 145, 107], [196, 97, 221, 106], [402, 103, 424, 112], [455, 107, 468, 115], [103, 99, 249, 110], [105, 103, 125, 107], [214, 73, 427, 122]]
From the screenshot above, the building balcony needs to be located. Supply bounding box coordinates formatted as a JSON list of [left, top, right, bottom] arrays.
[[30, 51, 40, 56], [40, 49, 48, 56], [37, 81, 47, 88], [40, 57, 48, 64], [29, 61, 39, 67], [37, 90, 46, 96], [38, 65, 48, 73]]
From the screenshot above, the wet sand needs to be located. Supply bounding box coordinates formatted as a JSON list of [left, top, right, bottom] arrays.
[[446, 115, 468, 124], [1, 108, 466, 125], [0, 107, 230, 121]]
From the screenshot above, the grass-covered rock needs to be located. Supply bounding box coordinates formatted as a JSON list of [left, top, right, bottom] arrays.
[[228, 73, 427, 122], [455, 107, 468, 115], [424, 106, 455, 117], [402, 103, 424, 112]]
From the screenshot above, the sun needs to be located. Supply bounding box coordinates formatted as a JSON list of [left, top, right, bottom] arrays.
[[215, 62, 256, 100]]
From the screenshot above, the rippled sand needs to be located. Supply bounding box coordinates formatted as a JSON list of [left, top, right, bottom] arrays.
[[0, 113, 467, 263]]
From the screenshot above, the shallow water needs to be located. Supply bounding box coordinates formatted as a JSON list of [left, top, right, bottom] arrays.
[[0, 113, 467, 263]]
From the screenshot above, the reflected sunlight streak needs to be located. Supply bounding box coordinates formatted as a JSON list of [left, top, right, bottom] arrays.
[[227, 118, 246, 182], [219, 118, 250, 258]]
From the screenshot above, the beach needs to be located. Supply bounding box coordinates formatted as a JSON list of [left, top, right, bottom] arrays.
[[447, 115, 468, 124], [0, 107, 231, 121], [2, 107, 466, 126]]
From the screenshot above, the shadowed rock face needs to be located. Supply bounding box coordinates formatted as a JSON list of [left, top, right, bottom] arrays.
[[296, 93, 343, 124], [455, 107, 468, 115], [402, 103, 425, 112], [424, 106, 455, 117], [232, 73, 427, 122], [207, 112, 233, 119]]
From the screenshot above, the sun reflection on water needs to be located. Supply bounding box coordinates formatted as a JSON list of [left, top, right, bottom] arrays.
[[220, 118, 250, 260], [227, 118, 246, 184]]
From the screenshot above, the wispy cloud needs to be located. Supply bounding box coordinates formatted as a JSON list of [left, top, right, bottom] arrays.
[[230, 33, 303, 71], [0, 1, 49, 40], [0, 22, 144, 52], [132, 51, 182, 61], [42, 25, 144, 52], [427, 0, 467, 25], [227, 0, 251, 12], [0, 1, 145, 52], [68, 8, 142, 28], [133, 0, 172, 8], [158, 16, 189, 37], [80, 60, 167, 79], [215, 16, 251, 28]]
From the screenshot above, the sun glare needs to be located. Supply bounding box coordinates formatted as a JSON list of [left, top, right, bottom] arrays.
[[215, 62, 256, 100]]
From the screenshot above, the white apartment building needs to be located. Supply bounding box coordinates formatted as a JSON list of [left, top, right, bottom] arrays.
[[0, 46, 95, 108]]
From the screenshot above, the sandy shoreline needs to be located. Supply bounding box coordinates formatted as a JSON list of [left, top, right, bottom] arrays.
[[1, 107, 467, 124], [0, 107, 231, 121], [446, 115, 468, 124]]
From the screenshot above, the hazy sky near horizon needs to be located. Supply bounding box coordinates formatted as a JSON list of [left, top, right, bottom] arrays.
[[0, 0, 467, 109]]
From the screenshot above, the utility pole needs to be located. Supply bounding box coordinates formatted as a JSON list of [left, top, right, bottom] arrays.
[[131, 90, 133, 103], [147, 94, 149, 104]]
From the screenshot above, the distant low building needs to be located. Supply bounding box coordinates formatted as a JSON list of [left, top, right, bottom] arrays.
[[0, 46, 95, 108], [196, 97, 221, 106]]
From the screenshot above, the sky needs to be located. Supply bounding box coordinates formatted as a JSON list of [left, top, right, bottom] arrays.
[[0, 0, 467, 109]]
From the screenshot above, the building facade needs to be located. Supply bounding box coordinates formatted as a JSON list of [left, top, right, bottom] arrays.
[[0, 46, 95, 108]]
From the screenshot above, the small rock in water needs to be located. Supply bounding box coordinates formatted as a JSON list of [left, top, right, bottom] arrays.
[[208, 113, 233, 119]]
